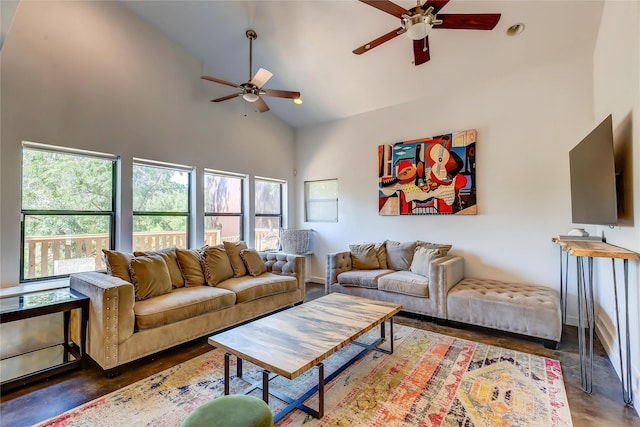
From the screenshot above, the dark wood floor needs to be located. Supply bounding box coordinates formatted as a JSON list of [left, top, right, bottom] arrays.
[[1, 283, 639, 426]]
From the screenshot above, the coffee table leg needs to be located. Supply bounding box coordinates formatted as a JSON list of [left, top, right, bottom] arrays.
[[237, 357, 243, 378], [262, 370, 270, 403], [318, 363, 325, 418], [224, 353, 230, 395]]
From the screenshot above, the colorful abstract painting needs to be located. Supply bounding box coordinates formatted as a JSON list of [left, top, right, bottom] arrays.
[[378, 130, 477, 215]]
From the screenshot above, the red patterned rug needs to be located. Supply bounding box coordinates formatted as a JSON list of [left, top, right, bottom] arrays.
[[36, 325, 572, 426]]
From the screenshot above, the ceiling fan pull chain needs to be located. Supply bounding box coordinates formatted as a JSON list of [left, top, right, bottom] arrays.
[[423, 38, 428, 52]]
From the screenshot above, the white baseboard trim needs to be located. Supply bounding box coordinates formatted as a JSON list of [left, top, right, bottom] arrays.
[[595, 314, 640, 415], [308, 275, 324, 285]]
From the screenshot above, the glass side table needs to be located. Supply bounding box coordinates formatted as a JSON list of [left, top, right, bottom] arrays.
[[0, 287, 89, 392]]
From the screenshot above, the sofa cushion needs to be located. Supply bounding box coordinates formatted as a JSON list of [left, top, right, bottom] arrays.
[[102, 249, 133, 282], [133, 286, 236, 331], [417, 240, 453, 256], [217, 273, 297, 304], [240, 249, 268, 277], [129, 255, 173, 301], [176, 247, 206, 287], [202, 245, 235, 286], [349, 243, 380, 269], [385, 241, 417, 271], [134, 247, 185, 288], [409, 246, 441, 277], [337, 269, 395, 289], [378, 270, 430, 298], [223, 241, 248, 277], [375, 242, 388, 269]]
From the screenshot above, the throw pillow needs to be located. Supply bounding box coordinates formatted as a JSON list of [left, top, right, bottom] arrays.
[[128, 254, 172, 301], [102, 249, 134, 282], [240, 249, 268, 277], [385, 240, 417, 271], [134, 247, 185, 288], [176, 247, 206, 287], [223, 241, 248, 277], [416, 240, 453, 256], [349, 243, 380, 270], [410, 246, 442, 277], [201, 245, 234, 286], [374, 242, 388, 269]]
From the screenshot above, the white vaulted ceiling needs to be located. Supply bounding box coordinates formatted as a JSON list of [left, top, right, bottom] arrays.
[[119, 0, 604, 129]]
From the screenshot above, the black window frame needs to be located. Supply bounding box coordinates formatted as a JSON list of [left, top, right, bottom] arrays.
[[20, 143, 117, 282]]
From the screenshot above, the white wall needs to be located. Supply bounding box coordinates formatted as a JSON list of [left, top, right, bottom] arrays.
[[0, 0, 296, 287], [592, 0, 640, 410], [296, 55, 594, 312]]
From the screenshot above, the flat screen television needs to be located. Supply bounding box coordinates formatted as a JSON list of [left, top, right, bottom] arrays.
[[569, 114, 618, 226]]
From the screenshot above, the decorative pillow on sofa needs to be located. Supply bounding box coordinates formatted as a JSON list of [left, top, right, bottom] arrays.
[[385, 241, 416, 271], [176, 247, 206, 287], [349, 243, 380, 269], [416, 240, 452, 256], [375, 242, 388, 269], [134, 247, 185, 288], [128, 254, 172, 301], [223, 241, 248, 277], [102, 249, 134, 282], [240, 249, 268, 276], [410, 246, 442, 277], [201, 245, 234, 286]]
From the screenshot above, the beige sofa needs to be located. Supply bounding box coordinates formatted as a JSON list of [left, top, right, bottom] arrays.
[[71, 245, 305, 374], [325, 240, 464, 319], [326, 240, 561, 348]]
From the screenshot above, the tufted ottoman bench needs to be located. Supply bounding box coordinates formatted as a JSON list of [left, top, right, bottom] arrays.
[[446, 278, 561, 348]]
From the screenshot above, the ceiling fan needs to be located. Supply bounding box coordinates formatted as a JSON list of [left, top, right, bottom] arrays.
[[353, 0, 501, 65], [201, 29, 301, 113]]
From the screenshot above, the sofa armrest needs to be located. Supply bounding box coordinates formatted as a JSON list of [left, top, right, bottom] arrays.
[[325, 251, 353, 294], [69, 271, 135, 370], [429, 255, 465, 318], [259, 252, 306, 296]]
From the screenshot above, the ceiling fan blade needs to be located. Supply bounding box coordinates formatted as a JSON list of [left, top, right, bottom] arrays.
[[212, 93, 242, 103], [262, 89, 301, 99], [413, 36, 431, 66], [201, 75, 240, 89], [353, 27, 403, 55], [250, 68, 273, 89], [254, 96, 270, 113], [359, 0, 409, 18], [435, 14, 501, 30], [422, 0, 450, 14]]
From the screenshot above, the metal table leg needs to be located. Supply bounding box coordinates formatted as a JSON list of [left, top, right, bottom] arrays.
[[612, 258, 634, 405]]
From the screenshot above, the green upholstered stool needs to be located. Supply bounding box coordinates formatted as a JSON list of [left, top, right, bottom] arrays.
[[181, 394, 273, 427]]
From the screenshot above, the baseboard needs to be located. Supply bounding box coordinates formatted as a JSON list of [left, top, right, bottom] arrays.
[[595, 314, 640, 415], [308, 275, 324, 285]]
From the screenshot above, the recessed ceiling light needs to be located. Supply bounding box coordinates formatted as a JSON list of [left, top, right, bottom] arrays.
[[507, 23, 525, 36]]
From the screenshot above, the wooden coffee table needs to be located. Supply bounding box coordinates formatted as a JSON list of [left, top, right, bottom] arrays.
[[208, 293, 402, 422]]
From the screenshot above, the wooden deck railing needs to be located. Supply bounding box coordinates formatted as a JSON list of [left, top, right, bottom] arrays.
[[24, 229, 278, 280]]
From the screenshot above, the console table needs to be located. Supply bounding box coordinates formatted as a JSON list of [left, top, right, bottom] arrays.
[[553, 238, 639, 404], [0, 288, 89, 392]]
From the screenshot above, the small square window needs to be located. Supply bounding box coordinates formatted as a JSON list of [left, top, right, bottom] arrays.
[[305, 179, 338, 222]]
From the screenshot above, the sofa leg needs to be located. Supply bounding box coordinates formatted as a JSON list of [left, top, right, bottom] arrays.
[[543, 339, 559, 350], [103, 367, 122, 379]]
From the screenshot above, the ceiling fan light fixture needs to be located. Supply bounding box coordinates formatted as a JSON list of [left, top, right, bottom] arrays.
[[242, 92, 260, 103], [293, 98, 303, 105], [404, 15, 432, 40]]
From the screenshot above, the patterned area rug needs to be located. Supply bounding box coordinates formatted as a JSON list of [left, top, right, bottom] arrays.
[[36, 325, 572, 426]]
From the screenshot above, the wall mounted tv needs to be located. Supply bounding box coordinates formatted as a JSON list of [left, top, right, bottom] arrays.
[[569, 114, 618, 226]]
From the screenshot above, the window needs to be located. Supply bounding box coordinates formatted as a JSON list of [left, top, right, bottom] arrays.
[[254, 178, 284, 251], [21, 143, 117, 281], [204, 170, 245, 245], [132, 161, 191, 251], [305, 179, 338, 222]]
